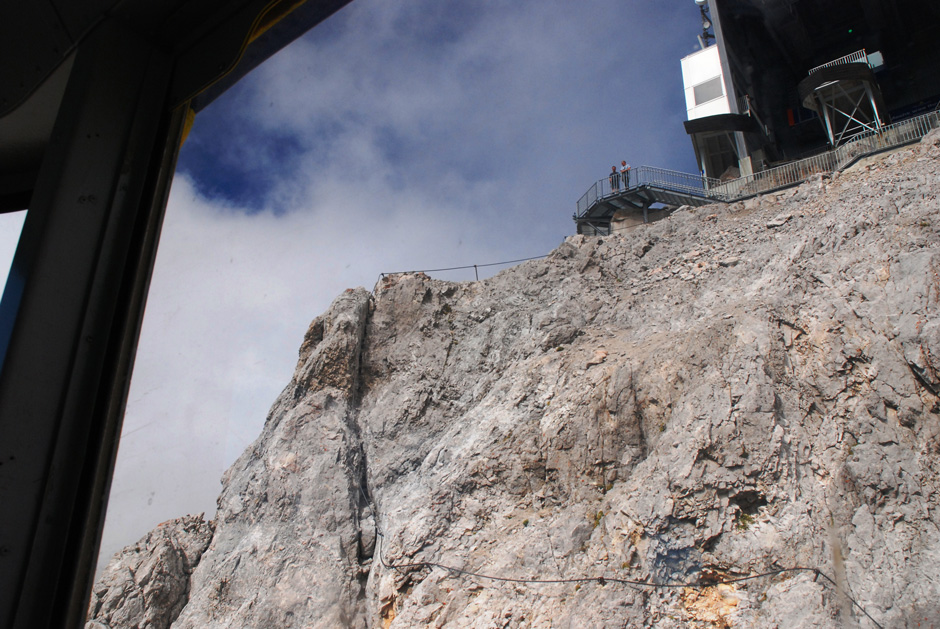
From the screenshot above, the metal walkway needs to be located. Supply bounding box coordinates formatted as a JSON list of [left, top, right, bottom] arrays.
[[575, 108, 940, 235], [574, 166, 720, 235]]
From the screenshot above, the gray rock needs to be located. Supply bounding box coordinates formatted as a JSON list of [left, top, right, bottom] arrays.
[[174, 288, 372, 629], [94, 142, 940, 628], [86, 514, 213, 629], [766, 213, 792, 228]]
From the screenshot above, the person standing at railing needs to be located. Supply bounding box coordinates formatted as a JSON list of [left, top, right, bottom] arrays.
[[609, 166, 620, 192], [621, 161, 631, 188]]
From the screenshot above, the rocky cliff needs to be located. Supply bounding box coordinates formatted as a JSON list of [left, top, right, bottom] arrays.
[[89, 132, 940, 628]]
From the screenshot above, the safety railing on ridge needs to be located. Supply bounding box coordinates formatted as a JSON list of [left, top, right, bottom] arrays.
[[576, 108, 940, 220], [714, 109, 940, 199], [576, 166, 723, 216], [709, 150, 840, 200], [834, 107, 940, 168]]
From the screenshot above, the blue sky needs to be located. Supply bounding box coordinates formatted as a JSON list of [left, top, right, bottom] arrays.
[[93, 0, 707, 568], [177, 0, 701, 219]]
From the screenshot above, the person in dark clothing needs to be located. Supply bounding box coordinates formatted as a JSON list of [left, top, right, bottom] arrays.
[[609, 165, 620, 192]]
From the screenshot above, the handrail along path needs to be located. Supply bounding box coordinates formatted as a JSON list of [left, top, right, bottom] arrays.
[[575, 108, 940, 230]]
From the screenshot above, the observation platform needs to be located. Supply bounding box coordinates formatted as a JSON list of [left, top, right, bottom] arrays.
[[574, 166, 722, 235], [575, 107, 940, 236]]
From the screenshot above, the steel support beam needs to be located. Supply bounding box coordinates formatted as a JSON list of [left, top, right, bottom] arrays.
[[0, 19, 181, 629], [814, 81, 883, 145]]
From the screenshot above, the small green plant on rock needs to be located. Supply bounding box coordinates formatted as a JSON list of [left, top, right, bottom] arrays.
[[736, 512, 754, 530]]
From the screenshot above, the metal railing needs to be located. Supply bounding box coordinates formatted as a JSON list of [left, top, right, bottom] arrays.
[[718, 109, 940, 199], [576, 109, 940, 219], [576, 166, 722, 217], [833, 109, 940, 168], [711, 150, 838, 198], [808, 49, 868, 74]]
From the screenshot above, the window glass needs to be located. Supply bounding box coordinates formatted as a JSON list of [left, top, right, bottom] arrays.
[[0, 210, 26, 295], [694, 76, 724, 105]]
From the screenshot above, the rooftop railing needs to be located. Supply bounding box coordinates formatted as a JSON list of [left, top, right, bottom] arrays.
[[576, 108, 940, 220], [808, 49, 868, 74]]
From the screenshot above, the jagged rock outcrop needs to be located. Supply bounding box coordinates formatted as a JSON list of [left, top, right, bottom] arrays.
[[174, 288, 372, 628], [87, 514, 213, 629], [90, 131, 940, 628]]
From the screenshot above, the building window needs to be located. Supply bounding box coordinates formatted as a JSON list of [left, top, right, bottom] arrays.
[[693, 76, 724, 106]]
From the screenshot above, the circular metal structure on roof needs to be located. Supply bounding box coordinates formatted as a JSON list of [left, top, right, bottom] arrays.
[[798, 62, 888, 146]]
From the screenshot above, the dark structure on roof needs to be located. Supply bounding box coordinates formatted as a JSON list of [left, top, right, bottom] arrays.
[[0, 2, 351, 627]]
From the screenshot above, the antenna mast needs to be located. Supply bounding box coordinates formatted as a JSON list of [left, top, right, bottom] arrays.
[[695, 0, 715, 49]]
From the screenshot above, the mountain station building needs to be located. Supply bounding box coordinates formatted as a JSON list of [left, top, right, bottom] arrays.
[[684, 0, 940, 181]]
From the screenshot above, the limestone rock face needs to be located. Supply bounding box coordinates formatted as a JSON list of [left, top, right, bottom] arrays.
[[174, 287, 372, 628], [86, 514, 213, 629], [91, 135, 940, 627]]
